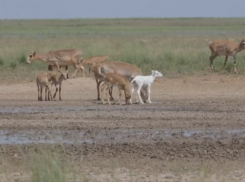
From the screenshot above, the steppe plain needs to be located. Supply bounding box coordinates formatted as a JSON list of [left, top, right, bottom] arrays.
[[1, 18, 245, 181]]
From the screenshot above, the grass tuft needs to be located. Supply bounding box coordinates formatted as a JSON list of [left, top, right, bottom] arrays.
[[30, 151, 69, 182], [18, 53, 27, 64], [0, 57, 4, 66], [10, 62, 17, 69]]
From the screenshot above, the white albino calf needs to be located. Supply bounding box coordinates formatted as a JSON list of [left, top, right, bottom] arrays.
[[131, 70, 163, 104]]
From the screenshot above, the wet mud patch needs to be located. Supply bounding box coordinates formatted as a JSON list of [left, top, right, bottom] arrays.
[[1, 128, 245, 162]]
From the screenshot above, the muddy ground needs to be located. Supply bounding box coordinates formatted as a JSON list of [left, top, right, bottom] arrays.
[[1, 74, 245, 181]]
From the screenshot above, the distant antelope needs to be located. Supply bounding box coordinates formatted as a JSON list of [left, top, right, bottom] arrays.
[[208, 33, 245, 73]]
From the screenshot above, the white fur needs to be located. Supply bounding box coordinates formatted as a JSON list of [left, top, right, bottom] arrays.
[[131, 70, 163, 104]]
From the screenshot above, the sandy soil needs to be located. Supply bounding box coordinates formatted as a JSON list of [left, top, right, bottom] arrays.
[[1, 74, 245, 181]]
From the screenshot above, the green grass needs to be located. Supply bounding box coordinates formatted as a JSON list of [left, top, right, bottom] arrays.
[[30, 151, 69, 182], [1, 18, 245, 82], [0, 145, 245, 182], [0, 57, 4, 66]]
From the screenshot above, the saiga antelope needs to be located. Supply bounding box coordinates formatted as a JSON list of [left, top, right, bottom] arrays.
[[47, 71, 68, 101], [27, 49, 85, 78], [82, 56, 109, 77], [99, 69, 131, 105], [92, 61, 144, 101], [208, 33, 245, 73], [131, 70, 163, 104], [36, 73, 52, 101]]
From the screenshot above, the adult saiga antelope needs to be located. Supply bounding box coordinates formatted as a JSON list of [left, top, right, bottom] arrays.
[[208, 34, 245, 73], [92, 61, 145, 101], [27, 49, 85, 78], [49, 55, 108, 78]]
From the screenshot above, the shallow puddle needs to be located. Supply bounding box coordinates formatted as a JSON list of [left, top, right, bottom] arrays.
[[0, 128, 244, 145]]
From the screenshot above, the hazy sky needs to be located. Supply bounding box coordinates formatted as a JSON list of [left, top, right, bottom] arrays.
[[0, 0, 245, 19]]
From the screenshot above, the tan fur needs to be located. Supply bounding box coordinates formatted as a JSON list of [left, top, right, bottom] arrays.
[[92, 61, 142, 101], [27, 49, 85, 78], [47, 71, 67, 101], [209, 38, 245, 73], [100, 72, 131, 105], [82, 56, 109, 77], [36, 73, 52, 101], [48, 65, 69, 79]]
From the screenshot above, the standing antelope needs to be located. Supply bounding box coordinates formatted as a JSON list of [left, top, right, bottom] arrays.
[[27, 49, 85, 78], [47, 71, 67, 101], [131, 70, 163, 104], [82, 56, 109, 77], [36, 73, 52, 101], [92, 61, 144, 101], [208, 35, 245, 73]]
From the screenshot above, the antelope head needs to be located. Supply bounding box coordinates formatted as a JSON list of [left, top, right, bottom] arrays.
[[27, 51, 36, 64], [152, 70, 163, 78], [61, 71, 68, 80], [239, 32, 245, 49]]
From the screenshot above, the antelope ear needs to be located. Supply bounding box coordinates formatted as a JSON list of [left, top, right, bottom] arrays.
[[152, 70, 155, 76], [129, 74, 134, 81], [31, 51, 36, 57]]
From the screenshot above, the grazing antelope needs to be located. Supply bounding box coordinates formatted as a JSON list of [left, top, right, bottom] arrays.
[[36, 73, 52, 101], [208, 34, 245, 73], [99, 68, 131, 105], [47, 71, 67, 101], [82, 56, 109, 77], [131, 70, 163, 104], [92, 61, 143, 101], [27, 49, 85, 78]]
